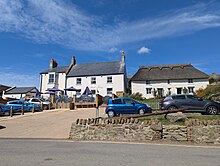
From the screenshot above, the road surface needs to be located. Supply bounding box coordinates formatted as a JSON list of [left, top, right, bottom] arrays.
[[0, 107, 106, 139], [0, 139, 220, 166]]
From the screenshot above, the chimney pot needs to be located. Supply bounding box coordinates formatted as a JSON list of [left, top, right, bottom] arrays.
[[121, 51, 125, 63], [50, 59, 58, 69], [71, 56, 76, 65]]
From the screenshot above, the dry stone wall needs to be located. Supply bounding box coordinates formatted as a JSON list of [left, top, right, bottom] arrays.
[[69, 118, 220, 144]]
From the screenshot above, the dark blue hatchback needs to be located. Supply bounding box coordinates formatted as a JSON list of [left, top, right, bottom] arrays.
[[105, 97, 152, 117]]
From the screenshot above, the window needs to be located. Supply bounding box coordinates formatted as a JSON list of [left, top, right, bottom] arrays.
[[124, 99, 134, 104], [32, 99, 40, 102], [107, 88, 113, 94], [48, 74, 54, 83], [167, 80, 170, 84], [112, 99, 122, 104], [146, 88, 152, 94], [76, 78, 81, 85], [188, 87, 194, 93], [107, 76, 112, 83], [187, 95, 198, 100], [168, 88, 171, 95], [91, 77, 96, 84], [91, 90, 96, 94], [188, 79, 193, 83], [55, 74, 59, 83], [172, 95, 186, 100], [146, 80, 151, 84]]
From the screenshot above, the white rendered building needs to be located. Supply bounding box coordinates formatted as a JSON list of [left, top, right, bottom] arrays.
[[130, 64, 209, 99]]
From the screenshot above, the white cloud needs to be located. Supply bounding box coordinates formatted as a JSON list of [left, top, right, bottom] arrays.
[[0, 1, 220, 51], [0, 72, 39, 88], [109, 47, 118, 53], [137, 46, 151, 54]]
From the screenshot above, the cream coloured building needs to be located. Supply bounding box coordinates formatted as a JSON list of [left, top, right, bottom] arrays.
[[131, 64, 209, 99]]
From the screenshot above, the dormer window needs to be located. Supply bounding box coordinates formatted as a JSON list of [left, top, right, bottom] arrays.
[[146, 80, 151, 85], [188, 79, 193, 83]]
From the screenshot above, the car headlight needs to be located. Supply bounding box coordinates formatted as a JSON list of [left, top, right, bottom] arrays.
[[145, 104, 150, 107]]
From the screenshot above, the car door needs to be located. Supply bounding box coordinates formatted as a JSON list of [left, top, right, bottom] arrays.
[[9, 101, 21, 112], [172, 95, 188, 108], [111, 98, 123, 114], [186, 95, 206, 110], [122, 99, 137, 114]]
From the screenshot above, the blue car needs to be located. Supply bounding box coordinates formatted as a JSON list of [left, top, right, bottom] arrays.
[[0, 99, 41, 116], [105, 97, 152, 118]]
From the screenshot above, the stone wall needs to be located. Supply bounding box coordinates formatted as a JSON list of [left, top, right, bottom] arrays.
[[69, 118, 220, 144], [70, 118, 162, 142], [186, 119, 220, 144]]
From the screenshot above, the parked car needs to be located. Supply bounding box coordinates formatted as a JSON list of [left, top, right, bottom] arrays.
[[26, 98, 50, 110], [1, 99, 41, 116], [105, 97, 152, 118], [0, 103, 6, 115], [160, 94, 220, 115]]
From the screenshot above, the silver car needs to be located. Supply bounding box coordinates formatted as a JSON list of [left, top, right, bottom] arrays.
[[160, 94, 220, 115]]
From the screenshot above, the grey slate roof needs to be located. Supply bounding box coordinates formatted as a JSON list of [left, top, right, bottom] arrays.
[[131, 64, 209, 81], [0, 85, 10, 93], [67, 61, 125, 77], [5, 87, 36, 94], [40, 66, 69, 74]]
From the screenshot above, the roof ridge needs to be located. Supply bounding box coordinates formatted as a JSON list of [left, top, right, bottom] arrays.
[[140, 64, 192, 70]]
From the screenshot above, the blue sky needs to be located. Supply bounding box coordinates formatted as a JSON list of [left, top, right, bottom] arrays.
[[0, 0, 220, 88]]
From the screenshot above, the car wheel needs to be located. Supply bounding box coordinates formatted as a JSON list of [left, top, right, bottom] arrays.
[[107, 110, 115, 118], [43, 105, 48, 110], [167, 106, 178, 110], [139, 108, 145, 115], [206, 106, 218, 115]]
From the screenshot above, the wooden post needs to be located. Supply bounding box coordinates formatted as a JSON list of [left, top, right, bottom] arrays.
[[21, 102, 24, 115], [10, 106, 13, 117], [73, 95, 76, 110], [51, 94, 55, 104], [96, 94, 99, 108], [41, 104, 43, 111], [32, 104, 35, 113]]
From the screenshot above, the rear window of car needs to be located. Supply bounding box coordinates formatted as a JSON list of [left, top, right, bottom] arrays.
[[172, 95, 186, 100], [112, 99, 122, 104]]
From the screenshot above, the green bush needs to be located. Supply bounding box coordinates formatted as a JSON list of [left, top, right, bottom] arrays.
[[196, 85, 220, 100], [125, 92, 144, 101]]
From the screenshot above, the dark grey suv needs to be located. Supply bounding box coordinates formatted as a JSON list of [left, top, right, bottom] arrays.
[[160, 94, 220, 115]]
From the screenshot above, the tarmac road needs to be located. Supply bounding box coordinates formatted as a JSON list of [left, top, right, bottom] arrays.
[[0, 139, 220, 166]]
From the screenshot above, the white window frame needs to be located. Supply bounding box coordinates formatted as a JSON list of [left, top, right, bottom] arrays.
[[107, 76, 112, 83], [107, 88, 113, 95], [76, 78, 82, 85], [91, 77, 96, 84], [48, 74, 54, 83], [146, 88, 152, 94], [188, 87, 194, 93]]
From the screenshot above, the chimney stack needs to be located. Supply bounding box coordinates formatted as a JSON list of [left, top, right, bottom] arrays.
[[121, 51, 125, 63], [50, 59, 58, 69], [71, 56, 76, 65]]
